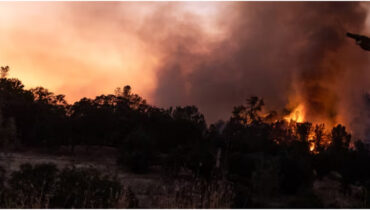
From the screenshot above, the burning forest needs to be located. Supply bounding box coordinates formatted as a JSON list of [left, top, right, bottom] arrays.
[[0, 1, 370, 209]]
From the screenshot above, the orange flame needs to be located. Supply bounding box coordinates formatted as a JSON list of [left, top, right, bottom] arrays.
[[308, 132, 316, 153], [284, 104, 305, 123], [283, 104, 324, 154]]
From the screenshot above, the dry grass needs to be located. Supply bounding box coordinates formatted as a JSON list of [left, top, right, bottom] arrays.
[[156, 178, 234, 208]]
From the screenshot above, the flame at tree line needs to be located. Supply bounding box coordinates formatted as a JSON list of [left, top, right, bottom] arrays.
[[0, 2, 369, 145], [281, 103, 339, 153], [0, 65, 356, 155], [284, 104, 306, 123], [0, 2, 368, 158]]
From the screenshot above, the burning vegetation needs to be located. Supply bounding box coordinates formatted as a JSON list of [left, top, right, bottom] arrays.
[[0, 2, 370, 208], [1, 66, 370, 208], [281, 104, 332, 154]]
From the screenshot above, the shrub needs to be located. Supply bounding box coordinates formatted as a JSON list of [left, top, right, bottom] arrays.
[[117, 128, 154, 173], [7, 163, 58, 208], [50, 167, 123, 208]]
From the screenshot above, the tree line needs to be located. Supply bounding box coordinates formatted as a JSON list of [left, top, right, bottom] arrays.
[[2, 66, 370, 207]]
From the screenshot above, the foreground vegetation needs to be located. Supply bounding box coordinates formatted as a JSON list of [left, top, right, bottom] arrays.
[[1, 66, 370, 208], [0, 163, 139, 208]]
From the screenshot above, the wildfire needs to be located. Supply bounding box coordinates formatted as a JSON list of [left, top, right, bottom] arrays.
[[309, 143, 315, 152], [308, 132, 316, 153], [284, 104, 305, 123], [283, 103, 324, 154]]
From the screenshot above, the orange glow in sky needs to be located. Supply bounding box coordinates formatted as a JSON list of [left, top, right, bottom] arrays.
[[0, 2, 225, 103]]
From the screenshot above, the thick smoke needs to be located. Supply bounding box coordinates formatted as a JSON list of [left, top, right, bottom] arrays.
[[1, 2, 370, 139], [147, 2, 370, 139]]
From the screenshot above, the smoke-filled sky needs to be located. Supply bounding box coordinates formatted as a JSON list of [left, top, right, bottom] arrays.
[[0, 1, 225, 102], [1, 2, 370, 138]]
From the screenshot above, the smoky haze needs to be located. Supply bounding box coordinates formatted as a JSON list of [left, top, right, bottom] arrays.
[[148, 2, 370, 139], [1, 2, 370, 139]]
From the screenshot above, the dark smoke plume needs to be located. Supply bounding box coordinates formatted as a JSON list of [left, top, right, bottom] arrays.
[[148, 2, 370, 139], [2, 2, 369, 139]]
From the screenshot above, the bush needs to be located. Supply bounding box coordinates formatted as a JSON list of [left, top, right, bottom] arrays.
[[0, 163, 125, 208], [7, 163, 58, 208], [117, 128, 155, 173], [50, 167, 123, 208]]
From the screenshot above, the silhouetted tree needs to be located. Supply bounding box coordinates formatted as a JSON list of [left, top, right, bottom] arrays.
[[0, 66, 9, 79], [296, 122, 312, 142], [330, 124, 351, 151], [313, 124, 325, 152], [117, 127, 155, 173]]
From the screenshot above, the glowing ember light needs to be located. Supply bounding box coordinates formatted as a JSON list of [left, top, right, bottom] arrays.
[[309, 142, 315, 152], [308, 127, 317, 152], [284, 104, 305, 123]]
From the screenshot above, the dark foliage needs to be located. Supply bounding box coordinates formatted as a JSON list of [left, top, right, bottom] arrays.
[[51, 167, 122, 208], [0, 163, 126, 208], [7, 163, 58, 208], [2, 66, 370, 208]]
